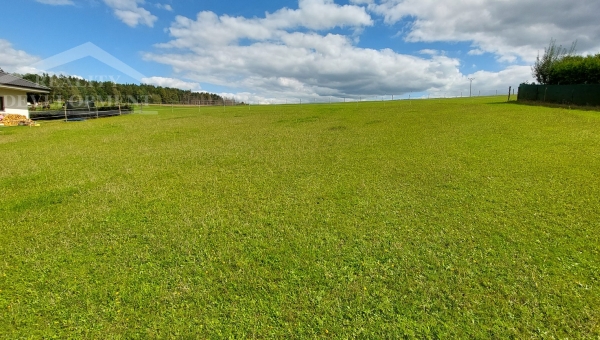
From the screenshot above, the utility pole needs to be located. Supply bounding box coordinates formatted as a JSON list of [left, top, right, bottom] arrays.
[[468, 78, 475, 97]]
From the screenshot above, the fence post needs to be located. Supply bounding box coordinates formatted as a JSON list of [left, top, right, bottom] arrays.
[[64, 101, 67, 122], [508, 86, 511, 102]]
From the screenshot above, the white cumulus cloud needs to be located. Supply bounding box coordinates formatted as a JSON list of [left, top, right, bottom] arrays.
[[156, 3, 173, 11], [36, 0, 74, 5], [142, 76, 201, 91], [0, 39, 41, 73], [103, 0, 158, 27], [159, 0, 372, 48], [146, 0, 533, 100], [359, 0, 600, 62]]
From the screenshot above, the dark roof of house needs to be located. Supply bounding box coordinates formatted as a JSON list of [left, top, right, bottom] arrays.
[[0, 71, 51, 92]]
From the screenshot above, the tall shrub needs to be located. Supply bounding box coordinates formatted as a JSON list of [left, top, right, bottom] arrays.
[[532, 39, 577, 84], [548, 54, 600, 85]]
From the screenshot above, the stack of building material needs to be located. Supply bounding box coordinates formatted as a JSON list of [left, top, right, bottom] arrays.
[[0, 114, 36, 127]]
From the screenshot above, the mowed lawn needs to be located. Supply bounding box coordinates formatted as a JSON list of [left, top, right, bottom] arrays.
[[1, 97, 599, 338]]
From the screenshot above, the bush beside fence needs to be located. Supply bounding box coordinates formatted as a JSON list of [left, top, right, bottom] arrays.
[[518, 84, 600, 107]]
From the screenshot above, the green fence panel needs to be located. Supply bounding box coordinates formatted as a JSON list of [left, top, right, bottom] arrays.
[[518, 84, 600, 106], [518, 84, 539, 101]]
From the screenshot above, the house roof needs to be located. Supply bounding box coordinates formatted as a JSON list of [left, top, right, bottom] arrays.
[[0, 71, 51, 93]]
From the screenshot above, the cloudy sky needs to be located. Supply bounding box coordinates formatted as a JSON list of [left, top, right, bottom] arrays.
[[1, 0, 599, 102]]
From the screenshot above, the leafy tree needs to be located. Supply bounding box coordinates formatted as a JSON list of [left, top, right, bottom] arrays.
[[532, 39, 577, 84]]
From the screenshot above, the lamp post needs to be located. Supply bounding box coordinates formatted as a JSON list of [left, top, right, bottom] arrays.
[[468, 78, 475, 97]]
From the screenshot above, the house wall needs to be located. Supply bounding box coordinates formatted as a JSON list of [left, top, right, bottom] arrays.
[[0, 88, 30, 119]]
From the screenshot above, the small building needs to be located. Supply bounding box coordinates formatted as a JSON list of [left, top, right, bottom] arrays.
[[0, 69, 51, 119]]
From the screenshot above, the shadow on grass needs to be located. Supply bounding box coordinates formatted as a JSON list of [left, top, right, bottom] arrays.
[[487, 100, 600, 112]]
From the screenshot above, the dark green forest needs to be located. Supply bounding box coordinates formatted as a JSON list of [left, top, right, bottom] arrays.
[[19, 73, 225, 105]]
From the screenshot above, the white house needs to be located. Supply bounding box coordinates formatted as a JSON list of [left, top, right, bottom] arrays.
[[0, 70, 50, 119]]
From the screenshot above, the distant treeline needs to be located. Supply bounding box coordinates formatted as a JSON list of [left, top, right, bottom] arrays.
[[19, 73, 225, 104]]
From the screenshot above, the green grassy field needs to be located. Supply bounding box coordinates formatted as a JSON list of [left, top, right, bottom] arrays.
[[1, 97, 599, 338]]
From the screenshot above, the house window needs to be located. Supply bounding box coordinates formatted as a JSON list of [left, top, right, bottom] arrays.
[[0, 96, 4, 111]]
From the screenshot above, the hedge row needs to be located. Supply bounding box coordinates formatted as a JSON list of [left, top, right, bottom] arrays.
[[547, 54, 600, 85]]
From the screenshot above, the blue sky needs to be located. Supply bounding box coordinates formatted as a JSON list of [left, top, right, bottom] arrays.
[[1, 0, 599, 103]]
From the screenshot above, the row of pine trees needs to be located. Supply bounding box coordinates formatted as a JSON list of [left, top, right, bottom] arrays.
[[19, 73, 225, 105]]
